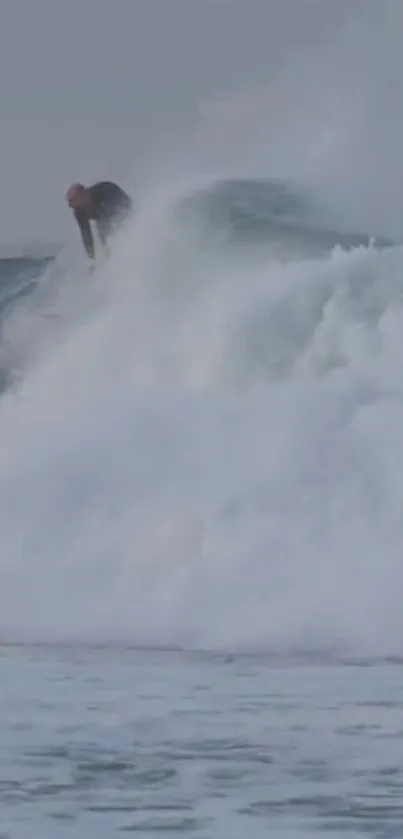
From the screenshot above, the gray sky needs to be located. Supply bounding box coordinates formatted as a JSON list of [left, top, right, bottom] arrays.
[[0, 0, 356, 247]]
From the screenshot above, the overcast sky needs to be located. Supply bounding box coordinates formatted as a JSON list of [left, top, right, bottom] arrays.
[[0, 0, 359, 247]]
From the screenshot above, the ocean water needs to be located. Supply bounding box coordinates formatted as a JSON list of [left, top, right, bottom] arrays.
[[2, 646, 403, 839], [3, 3, 403, 832]]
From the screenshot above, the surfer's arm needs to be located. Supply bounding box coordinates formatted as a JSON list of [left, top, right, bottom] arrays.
[[73, 209, 95, 260]]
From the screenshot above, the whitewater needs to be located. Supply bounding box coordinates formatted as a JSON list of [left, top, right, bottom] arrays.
[[3, 2, 403, 835], [0, 174, 401, 653], [1, 195, 403, 655]]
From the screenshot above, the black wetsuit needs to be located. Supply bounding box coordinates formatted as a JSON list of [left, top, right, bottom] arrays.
[[73, 182, 132, 259]]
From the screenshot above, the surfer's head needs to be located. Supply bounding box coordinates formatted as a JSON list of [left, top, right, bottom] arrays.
[[66, 183, 92, 211]]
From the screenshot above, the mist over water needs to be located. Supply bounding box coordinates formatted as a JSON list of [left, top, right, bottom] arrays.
[[1, 1, 403, 655]]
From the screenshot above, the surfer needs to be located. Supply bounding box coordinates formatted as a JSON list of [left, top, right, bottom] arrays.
[[65, 181, 132, 267]]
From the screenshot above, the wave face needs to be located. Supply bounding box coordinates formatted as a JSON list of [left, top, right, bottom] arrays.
[[1, 0, 403, 654]]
